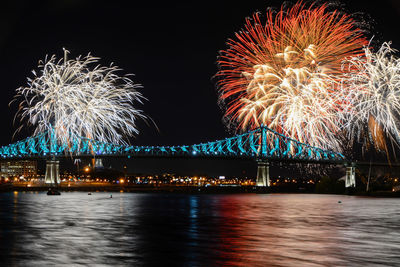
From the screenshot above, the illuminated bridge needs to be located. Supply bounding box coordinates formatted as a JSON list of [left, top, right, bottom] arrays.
[[0, 126, 355, 188]]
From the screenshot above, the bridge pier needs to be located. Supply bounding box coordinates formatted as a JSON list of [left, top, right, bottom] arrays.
[[45, 159, 60, 185], [256, 160, 270, 187], [345, 165, 356, 188], [95, 158, 104, 169]]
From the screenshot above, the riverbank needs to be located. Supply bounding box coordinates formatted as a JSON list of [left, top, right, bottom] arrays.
[[1, 183, 400, 197], [0, 184, 264, 194]]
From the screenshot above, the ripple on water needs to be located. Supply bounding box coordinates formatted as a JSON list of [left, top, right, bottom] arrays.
[[0, 192, 400, 266]]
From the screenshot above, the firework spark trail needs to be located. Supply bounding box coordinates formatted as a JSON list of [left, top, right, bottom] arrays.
[[341, 42, 400, 152], [217, 2, 368, 152], [13, 49, 147, 150]]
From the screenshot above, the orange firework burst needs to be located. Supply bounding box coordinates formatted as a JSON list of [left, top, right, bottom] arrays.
[[217, 1, 368, 151]]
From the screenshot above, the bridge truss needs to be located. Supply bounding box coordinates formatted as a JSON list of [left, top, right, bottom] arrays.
[[0, 126, 345, 163]]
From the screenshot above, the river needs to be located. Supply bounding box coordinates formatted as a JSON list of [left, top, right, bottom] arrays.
[[1, 192, 399, 266]]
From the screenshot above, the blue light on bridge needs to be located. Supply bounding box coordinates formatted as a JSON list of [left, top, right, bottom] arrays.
[[0, 126, 345, 163]]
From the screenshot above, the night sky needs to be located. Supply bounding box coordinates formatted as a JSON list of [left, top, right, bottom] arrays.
[[0, 0, 398, 176]]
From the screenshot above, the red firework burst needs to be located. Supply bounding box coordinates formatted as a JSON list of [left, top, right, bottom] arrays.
[[216, 1, 368, 150]]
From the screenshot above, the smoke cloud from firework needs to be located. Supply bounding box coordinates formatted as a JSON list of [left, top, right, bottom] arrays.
[[13, 49, 147, 149]]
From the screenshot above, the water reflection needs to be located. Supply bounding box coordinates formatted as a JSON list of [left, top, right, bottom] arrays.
[[0, 192, 400, 266]]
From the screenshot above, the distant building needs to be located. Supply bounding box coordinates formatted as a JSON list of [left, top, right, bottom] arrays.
[[1, 160, 37, 178]]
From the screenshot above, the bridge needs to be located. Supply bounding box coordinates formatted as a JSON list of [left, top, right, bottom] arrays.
[[0, 126, 356, 188]]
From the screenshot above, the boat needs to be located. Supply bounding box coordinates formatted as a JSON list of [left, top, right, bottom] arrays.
[[47, 188, 61, 195]]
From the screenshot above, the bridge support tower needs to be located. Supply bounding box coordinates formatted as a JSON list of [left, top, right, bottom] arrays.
[[95, 158, 104, 169], [256, 160, 270, 187], [45, 159, 60, 185], [345, 163, 356, 188]]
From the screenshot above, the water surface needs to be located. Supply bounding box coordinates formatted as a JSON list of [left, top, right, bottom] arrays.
[[1, 192, 399, 266]]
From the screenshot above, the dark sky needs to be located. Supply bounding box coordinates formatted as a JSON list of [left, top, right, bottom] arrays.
[[0, 0, 398, 176]]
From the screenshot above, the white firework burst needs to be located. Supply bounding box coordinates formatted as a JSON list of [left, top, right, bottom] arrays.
[[341, 42, 400, 151], [14, 49, 147, 148]]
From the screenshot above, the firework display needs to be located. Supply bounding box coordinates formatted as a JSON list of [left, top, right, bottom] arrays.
[[341, 42, 400, 152], [10, 1, 400, 158], [14, 49, 146, 149], [217, 2, 368, 151]]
